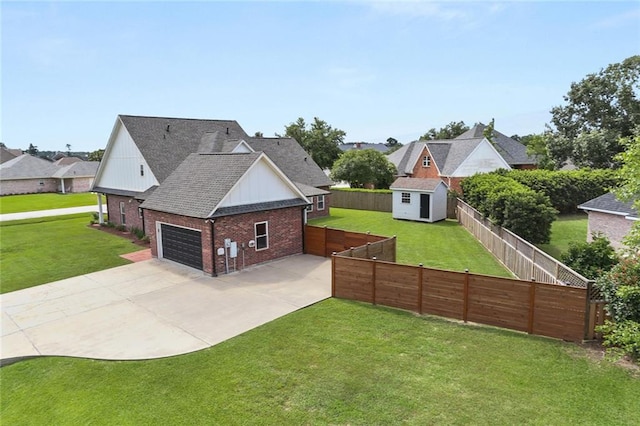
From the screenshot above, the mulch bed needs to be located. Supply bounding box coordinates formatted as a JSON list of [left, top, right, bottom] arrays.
[[89, 224, 150, 248]]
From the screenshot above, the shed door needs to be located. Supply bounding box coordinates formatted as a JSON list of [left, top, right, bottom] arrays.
[[420, 194, 430, 220], [160, 224, 203, 270]]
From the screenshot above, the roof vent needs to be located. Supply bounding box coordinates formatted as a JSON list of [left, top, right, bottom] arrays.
[[166, 125, 170, 132], [226, 127, 229, 135], [304, 157, 307, 162]]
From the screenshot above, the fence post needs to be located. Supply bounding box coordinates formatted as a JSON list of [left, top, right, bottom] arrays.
[[531, 250, 536, 280], [528, 279, 536, 335], [350, 247, 354, 258], [366, 242, 370, 258], [372, 256, 377, 305], [331, 252, 337, 297], [418, 263, 424, 314], [463, 269, 469, 322], [584, 281, 593, 341]]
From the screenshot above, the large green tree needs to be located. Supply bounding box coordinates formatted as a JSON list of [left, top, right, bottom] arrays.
[[420, 121, 469, 140], [281, 117, 345, 170], [330, 149, 396, 189], [88, 149, 105, 161], [614, 135, 640, 251]]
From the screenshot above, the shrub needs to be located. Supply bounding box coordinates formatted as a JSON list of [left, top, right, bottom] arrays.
[[597, 320, 640, 361], [130, 227, 146, 240], [115, 224, 127, 232], [559, 233, 619, 280], [330, 187, 392, 194]]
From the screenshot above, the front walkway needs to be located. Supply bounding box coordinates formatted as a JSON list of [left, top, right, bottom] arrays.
[[0, 205, 105, 222], [1, 255, 331, 363]]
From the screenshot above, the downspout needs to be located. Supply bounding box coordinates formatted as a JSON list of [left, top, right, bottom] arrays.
[[139, 200, 145, 235], [301, 206, 307, 254], [209, 218, 216, 277]]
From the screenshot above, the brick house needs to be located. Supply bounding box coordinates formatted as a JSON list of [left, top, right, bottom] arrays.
[[579, 192, 638, 251]]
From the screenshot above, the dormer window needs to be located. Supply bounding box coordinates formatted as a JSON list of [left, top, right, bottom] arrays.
[[422, 156, 431, 167], [140, 164, 144, 176]]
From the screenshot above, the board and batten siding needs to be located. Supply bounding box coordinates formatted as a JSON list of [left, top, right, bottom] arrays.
[[94, 120, 159, 192], [218, 158, 304, 208], [391, 184, 447, 222], [451, 139, 511, 177]]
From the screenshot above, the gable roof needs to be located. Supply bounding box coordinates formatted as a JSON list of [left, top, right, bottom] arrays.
[[248, 137, 333, 188], [118, 115, 250, 183], [53, 161, 100, 178], [456, 124, 537, 166], [390, 177, 445, 192], [0, 154, 61, 180], [579, 192, 638, 219], [0, 147, 20, 164], [387, 141, 424, 176], [53, 157, 83, 166], [140, 152, 308, 219]]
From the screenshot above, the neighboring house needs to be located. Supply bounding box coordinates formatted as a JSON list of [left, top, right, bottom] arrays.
[[0, 154, 99, 196], [455, 124, 537, 170], [340, 142, 389, 154], [579, 192, 638, 250], [92, 115, 333, 273], [53, 156, 84, 166], [0, 147, 22, 164], [390, 177, 447, 223]]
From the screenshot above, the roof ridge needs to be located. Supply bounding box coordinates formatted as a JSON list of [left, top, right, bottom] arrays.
[[119, 114, 238, 123]]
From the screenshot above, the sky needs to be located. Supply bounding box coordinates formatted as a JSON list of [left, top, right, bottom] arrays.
[[2, 1, 639, 153]]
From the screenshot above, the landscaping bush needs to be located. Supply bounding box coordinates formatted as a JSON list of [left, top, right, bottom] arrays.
[[115, 224, 127, 232], [595, 257, 640, 361], [504, 169, 618, 213], [130, 227, 146, 240], [330, 187, 392, 194], [559, 233, 619, 280], [461, 174, 557, 244]]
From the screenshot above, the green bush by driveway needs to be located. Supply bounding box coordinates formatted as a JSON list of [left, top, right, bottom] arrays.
[[0, 193, 97, 214], [0, 214, 140, 293], [1, 299, 637, 425], [310, 208, 511, 277]]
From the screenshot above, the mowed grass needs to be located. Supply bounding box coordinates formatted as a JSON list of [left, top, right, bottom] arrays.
[[1, 299, 638, 425], [0, 214, 141, 293], [311, 208, 511, 277], [0, 192, 97, 214], [537, 213, 588, 259]]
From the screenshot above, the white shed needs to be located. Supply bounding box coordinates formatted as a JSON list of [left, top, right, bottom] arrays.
[[390, 177, 448, 223]]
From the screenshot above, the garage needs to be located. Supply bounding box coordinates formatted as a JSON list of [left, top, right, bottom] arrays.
[[159, 223, 203, 270]]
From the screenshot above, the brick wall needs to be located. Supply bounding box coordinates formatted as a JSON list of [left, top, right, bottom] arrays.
[[587, 211, 633, 250], [1, 178, 58, 195], [212, 206, 304, 274], [68, 177, 94, 193], [411, 147, 441, 179], [106, 194, 144, 230], [306, 192, 331, 220]]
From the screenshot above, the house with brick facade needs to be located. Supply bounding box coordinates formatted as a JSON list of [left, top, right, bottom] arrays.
[[92, 115, 332, 273], [0, 154, 98, 196], [579, 192, 638, 251]]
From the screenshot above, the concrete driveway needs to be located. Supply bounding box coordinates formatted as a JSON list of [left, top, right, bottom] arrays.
[[1, 255, 330, 363]]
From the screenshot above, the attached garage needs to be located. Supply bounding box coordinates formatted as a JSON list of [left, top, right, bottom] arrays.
[[158, 223, 203, 270]]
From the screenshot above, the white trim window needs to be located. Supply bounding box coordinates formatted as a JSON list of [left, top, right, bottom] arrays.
[[401, 192, 411, 204], [317, 195, 325, 211], [120, 201, 126, 225], [422, 155, 431, 167], [255, 221, 269, 250], [306, 200, 314, 212]]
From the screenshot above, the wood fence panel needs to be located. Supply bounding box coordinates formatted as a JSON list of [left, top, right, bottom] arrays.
[[532, 285, 586, 341], [326, 228, 346, 257], [467, 276, 530, 332], [422, 269, 466, 320], [304, 226, 326, 257], [334, 257, 374, 302], [330, 191, 392, 212], [375, 262, 420, 311]]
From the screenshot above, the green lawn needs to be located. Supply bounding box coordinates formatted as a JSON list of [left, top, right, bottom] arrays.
[[1, 299, 637, 425], [0, 214, 141, 293], [537, 213, 588, 259], [311, 208, 511, 277], [0, 193, 97, 214]]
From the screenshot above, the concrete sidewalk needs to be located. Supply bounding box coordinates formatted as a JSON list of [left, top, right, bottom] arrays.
[[0, 205, 105, 222], [1, 255, 331, 363]]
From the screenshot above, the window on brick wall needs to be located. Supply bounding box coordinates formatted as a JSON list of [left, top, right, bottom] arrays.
[[317, 195, 325, 211], [120, 201, 126, 225], [401, 192, 411, 204], [306, 199, 314, 212], [422, 155, 431, 167], [255, 221, 268, 250]]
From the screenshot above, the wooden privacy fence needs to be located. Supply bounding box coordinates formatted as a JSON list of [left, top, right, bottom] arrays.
[[304, 225, 395, 259], [330, 190, 392, 212], [332, 255, 602, 342], [456, 199, 592, 288]]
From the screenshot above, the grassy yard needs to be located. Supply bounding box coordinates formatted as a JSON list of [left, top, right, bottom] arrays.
[[537, 213, 588, 259], [310, 208, 511, 277], [0, 214, 141, 293], [1, 299, 637, 425], [0, 193, 97, 214]]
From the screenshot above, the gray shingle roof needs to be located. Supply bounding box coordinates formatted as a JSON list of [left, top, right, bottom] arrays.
[[340, 142, 389, 153], [1, 147, 20, 164], [53, 161, 99, 178], [248, 137, 333, 188], [119, 115, 250, 183], [140, 153, 261, 218], [390, 177, 443, 191], [456, 124, 537, 166], [579, 192, 638, 219], [212, 199, 308, 218], [430, 138, 483, 175], [0, 154, 60, 180], [388, 142, 424, 176]]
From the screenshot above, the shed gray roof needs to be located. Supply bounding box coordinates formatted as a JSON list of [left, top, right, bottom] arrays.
[[119, 115, 249, 184], [0, 154, 60, 180], [579, 192, 638, 219], [53, 161, 100, 178], [390, 177, 444, 192], [456, 124, 537, 166], [248, 137, 333, 188]]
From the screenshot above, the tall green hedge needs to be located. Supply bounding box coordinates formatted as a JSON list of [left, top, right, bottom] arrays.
[[498, 169, 618, 213], [461, 174, 557, 244]]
